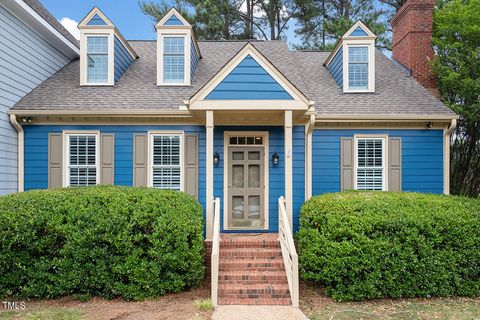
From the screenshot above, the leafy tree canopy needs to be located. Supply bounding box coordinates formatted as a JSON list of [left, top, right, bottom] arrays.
[[432, 0, 480, 196]]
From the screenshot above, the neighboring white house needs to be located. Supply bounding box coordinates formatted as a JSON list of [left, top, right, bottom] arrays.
[[0, 0, 78, 194]]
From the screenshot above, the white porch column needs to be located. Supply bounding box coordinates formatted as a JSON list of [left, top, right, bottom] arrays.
[[206, 110, 214, 239], [305, 114, 315, 200], [284, 110, 293, 229]]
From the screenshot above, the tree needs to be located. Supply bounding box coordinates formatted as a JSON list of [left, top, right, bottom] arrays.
[[139, 0, 247, 40], [432, 0, 480, 197], [295, 0, 391, 50]]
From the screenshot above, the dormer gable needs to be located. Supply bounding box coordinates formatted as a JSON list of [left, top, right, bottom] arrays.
[[155, 8, 201, 86], [325, 21, 376, 93], [78, 7, 137, 86]]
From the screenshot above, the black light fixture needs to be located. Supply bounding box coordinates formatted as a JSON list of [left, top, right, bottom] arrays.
[[272, 152, 280, 167], [426, 121, 433, 128], [213, 152, 220, 166]]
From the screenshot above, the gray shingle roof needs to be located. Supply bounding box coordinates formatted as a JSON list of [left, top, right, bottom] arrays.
[[23, 0, 79, 48], [294, 50, 455, 116], [11, 40, 456, 117]]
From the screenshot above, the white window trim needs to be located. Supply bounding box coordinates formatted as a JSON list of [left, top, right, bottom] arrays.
[[80, 31, 115, 86], [354, 134, 388, 191], [147, 131, 185, 191], [343, 40, 375, 93], [157, 30, 191, 86], [63, 131, 100, 187]]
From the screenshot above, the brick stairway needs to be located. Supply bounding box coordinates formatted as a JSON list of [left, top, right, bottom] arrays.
[[217, 233, 291, 305]]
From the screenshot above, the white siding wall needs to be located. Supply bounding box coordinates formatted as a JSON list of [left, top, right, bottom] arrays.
[[0, 4, 71, 195]]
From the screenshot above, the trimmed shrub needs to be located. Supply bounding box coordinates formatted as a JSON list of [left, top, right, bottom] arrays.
[[298, 191, 480, 301], [0, 186, 204, 300]]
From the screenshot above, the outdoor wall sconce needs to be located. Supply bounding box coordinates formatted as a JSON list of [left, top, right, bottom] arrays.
[[213, 152, 220, 167], [272, 152, 280, 167], [426, 121, 433, 128]]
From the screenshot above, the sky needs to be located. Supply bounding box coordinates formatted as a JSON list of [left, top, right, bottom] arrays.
[[41, 0, 301, 44], [41, 0, 160, 41]]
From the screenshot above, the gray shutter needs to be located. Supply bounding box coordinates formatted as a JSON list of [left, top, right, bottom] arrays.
[[100, 133, 115, 185], [184, 134, 198, 197], [388, 137, 402, 191], [48, 133, 63, 189], [133, 133, 148, 187], [341, 137, 355, 191]]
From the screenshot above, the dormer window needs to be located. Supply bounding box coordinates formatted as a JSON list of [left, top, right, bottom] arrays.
[[163, 36, 185, 83], [78, 7, 138, 86], [155, 8, 201, 86], [325, 21, 376, 93], [348, 46, 369, 90], [86, 36, 109, 84]]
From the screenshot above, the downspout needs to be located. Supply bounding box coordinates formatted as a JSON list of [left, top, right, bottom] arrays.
[[443, 118, 457, 195], [9, 114, 24, 192], [305, 113, 316, 200]]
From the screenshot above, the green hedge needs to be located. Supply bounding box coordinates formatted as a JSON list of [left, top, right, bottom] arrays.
[[298, 191, 480, 301], [0, 186, 205, 300]]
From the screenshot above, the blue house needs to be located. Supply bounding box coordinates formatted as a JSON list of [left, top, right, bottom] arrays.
[[0, 0, 78, 195], [6, 4, 457, 307]]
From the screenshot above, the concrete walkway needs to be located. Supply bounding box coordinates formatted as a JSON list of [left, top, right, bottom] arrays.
[[212, 305, 309, 320]]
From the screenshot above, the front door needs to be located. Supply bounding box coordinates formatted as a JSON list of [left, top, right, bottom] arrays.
[[228, 147, 265, 229]]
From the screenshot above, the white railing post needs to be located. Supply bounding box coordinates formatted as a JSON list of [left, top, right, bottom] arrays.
[[211, 197, 221, 307], [278, 196, 299, 308]]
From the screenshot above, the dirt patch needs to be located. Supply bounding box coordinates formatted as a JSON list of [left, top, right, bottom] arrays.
[[300, 282, 480, 320], [1, 282, 211, 320]]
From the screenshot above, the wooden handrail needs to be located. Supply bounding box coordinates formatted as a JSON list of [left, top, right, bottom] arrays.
[[278, 196, 299, 307], [211, 197, 221, 306]]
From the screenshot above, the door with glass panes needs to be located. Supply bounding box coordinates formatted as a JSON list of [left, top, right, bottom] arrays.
[[227, 147, 265, 229]]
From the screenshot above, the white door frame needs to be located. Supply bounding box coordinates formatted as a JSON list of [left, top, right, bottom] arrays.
[[223, 131, 269, 231]]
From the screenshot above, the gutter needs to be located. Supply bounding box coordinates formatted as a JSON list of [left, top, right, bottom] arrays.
[[8, 109, 194, 117], [9, 115, 24, 192], [316, 113, 460, 121]]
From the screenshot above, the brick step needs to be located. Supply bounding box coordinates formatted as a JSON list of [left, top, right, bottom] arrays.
[[219, 259, 285, 271], [219, 270, 288, 283], [220, 238, 280, 249], [217, 297, 292, 306], [220, 248, 282, 259], [219, 283, 290, 296]]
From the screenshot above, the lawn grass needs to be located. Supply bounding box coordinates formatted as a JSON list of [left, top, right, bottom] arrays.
[[302, 283, 480, 320], [0, 308, 83, 320]]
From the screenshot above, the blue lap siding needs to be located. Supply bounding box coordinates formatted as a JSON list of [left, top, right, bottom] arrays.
[[23, 125, 306, 233], [23, 125, 207, 214], [312, 129, 444, 195], [114, 36, 134, 82], [206, 55, 293, 100], [213, 126, 304, 233]]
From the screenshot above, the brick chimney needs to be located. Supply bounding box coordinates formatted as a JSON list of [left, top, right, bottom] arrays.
[[392, 0, 437, 90]]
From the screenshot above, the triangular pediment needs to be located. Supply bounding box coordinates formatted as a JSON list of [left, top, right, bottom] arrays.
[[156, 8, 190, 28], [205, 54, 293, 100], [86, 13, 107, 26], [343, 21, 376, 39], [79, 7, 114, 28], [189, 43, 310, 110]]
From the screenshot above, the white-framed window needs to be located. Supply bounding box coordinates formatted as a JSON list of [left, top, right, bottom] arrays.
[[354, 136, 386, 191], [66, 133, 100, 187], [149, 133, 184, 191], [163, 36, 185, 84], [348, 46, 369, 90], [86, 36, 109, 84]]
